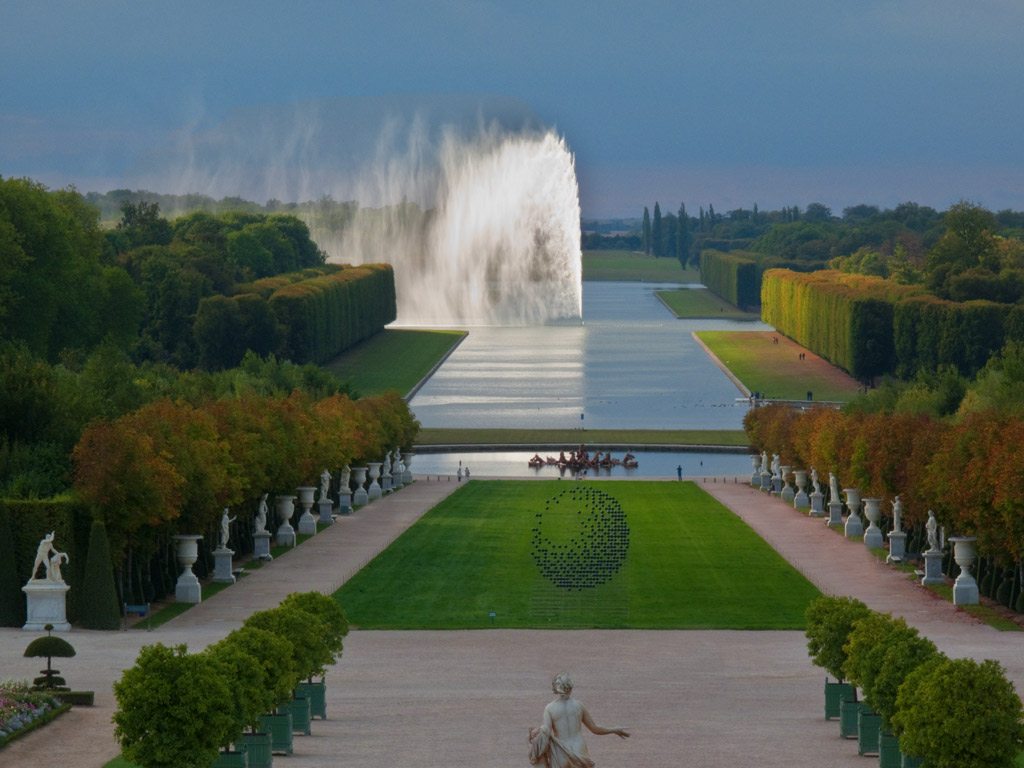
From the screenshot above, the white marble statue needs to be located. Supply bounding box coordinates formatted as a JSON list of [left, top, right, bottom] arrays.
[[220, 508, 237, 550], [811, 467, 821, 495], [320, 468, 332, 500], [829, 472, 841, 501], [891, 496, 903, 533], [30, 532, 68, 583], [926, 510, 939, 552], [382, 452, 391, 476], [528, 674, 629, 768], [771, 454, 780, 475], [760, 451, 769, 473], [255, 493, 268, 533]]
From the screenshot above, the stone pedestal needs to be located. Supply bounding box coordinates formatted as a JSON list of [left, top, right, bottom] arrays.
[[367, 463, 383, 501], [827, 500, 844, 526], [949, 537, 979, 605], [296, 486, 318, 536], [887, 531, 906, 563], [22, 581, 71, 632], [780, 466, 795, 503], [172, 534, 203, 604], [810, 491, 824, 517], [921, 550, 944, 585], [759, 470, 771, 492], [337, 491, 352, 516], [770, 470, 783, 496], [253, 530, 273, 560], [381, 471, 392, 494], [352, 467, 369, 506], [317, 499, 334, 526], [401, 452, 414, 485], [212, 547, 236, 584], [862, 498, 884, 548], [276, 495, 297, 547], [844, 489, 864, 538]]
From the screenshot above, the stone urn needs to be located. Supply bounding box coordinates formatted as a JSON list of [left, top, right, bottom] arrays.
[[779, 466, 795, 503], [296, 485, 318, 535], [367, 463, 383, 501], [793, 469, 810, 509], [949, 536, 979, 605], [401, 451, 414, 484], [861, 498, 884, 548], [172, 534, 204, 603], [750, 455, 761, 487], [844, 488, 863, 537], [351, 467, 369, 506], [275, 494, 297, 547]]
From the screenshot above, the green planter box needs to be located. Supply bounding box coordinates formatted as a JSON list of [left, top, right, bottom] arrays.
[[296, 679, 327, 719], [824, 679, 854, 720], [287, 694, 311, 736], [260, 711, 293, 756], [858, 704, 881, 756], [901, 752, 925, 768], [839, 697, 859, 739], [212, 749, 247, 768], [878, 731, 900, 766], [241, 731, 272, 768]]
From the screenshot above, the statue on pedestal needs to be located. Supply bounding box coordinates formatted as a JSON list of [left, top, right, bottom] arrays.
[[219, 509, 237, 550], [528, 674, 629, 768], [255, 493, 268, 533], [319, 468, 332, 500], [30, 532, 68, 583], [891, 496, 903, 533], [811, 467, 821, 495], [926, 510, 939, 552], [829, 472, 841, 502]]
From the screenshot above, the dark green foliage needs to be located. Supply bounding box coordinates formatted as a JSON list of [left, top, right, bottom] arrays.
[[213, 626, 296, 725], [804, 594, 872, 682], [244, 605, 333, 683], [894, 296, 1010, 378], [699, 250, 760, 310], [0, 505, 23, 625], [280, 591, 349, 674], [25, 633, 76, 690], [652, 203, 663, 257], [80, 520, 121, 630]]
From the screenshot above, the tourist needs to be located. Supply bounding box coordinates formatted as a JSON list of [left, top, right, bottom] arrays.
[[676, 465, 682, 481]]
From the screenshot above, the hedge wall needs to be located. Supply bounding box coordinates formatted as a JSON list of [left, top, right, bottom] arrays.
[[699, 250, 760, 310], [761, 270, 922, 380], [894, 296, 1010, 378]]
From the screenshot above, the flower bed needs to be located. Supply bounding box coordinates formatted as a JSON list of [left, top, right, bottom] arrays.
[[0, 681, 68, 747]]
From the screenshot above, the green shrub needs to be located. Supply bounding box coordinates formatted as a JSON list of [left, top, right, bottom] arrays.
[[79, 520, 121, 630], [804, 594, 872, 682], [0, 505, 23, 626]]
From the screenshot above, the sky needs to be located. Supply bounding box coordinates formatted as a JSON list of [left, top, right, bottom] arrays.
[[2, 0, 1024, 218]]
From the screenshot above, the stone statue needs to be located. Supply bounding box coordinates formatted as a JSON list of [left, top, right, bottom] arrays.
[[255, 493, 268, 533], [829, 472, 841, 501], [30, 532, 68, 583], [891, 496, 903, 533], [382, 452, 391, 476], [811, 467, 821, 495], [220, 509, 237, 550], [926, 510, 939, 552], [319, 468, 332, 500], [760, 451, 768, 473], [771, 454, 780, 475], [528, 674, 629, 768]]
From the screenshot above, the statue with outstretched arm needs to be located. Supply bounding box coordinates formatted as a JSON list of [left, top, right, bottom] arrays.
[[529, 674, 629, 768]]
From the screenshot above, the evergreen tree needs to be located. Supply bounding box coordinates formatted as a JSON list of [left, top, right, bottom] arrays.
[[676, 203, 691, 267], [708, 203, 716, 228], [0, 506, 23, 626], [652, 202, 663, 257], [699, 206, 706, 232], [642, 207, 651, 255], [753, 203, 759, 225], [80, 520, 121, 630]]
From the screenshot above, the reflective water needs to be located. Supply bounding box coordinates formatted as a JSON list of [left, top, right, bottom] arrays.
[[409, 282, 772, 430]]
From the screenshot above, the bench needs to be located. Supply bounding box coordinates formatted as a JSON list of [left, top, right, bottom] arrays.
[[123, 602, 152, 631]]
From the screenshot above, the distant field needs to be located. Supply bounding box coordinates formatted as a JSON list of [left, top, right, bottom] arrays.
[[335, 480, 820, 629], [323, 329, 465, 397], [582, 250, 699, 282], [415, 427, 749, 447], [655, 287, 760, 319], [696, 331, 861, 402]]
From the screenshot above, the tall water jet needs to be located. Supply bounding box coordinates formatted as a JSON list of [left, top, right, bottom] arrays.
[[322, 126, 583, 326]]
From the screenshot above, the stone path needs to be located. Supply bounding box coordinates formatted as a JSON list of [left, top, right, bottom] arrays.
[[2, 476, 1021, 768]]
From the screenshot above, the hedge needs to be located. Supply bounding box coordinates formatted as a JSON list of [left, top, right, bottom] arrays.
[[894, 295, 1010, 378], [699, 250, 760, 310]]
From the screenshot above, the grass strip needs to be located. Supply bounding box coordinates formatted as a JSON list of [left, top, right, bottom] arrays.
[[415, 427, 750, 447], [582, 250, 698, 282], [923, 583, 1023, 631], [335, 479, 820, 629], [323, 328, 466, 398], [696, 330, 861, 402], [655, 287, 760, 319]]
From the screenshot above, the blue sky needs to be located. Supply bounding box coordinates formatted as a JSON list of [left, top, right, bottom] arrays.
[[2, 0, 1023, 217]]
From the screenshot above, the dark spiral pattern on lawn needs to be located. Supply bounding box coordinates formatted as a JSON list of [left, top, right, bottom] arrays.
[[531, 486, 630, 590]]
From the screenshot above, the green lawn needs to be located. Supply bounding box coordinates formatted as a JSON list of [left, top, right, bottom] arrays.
[[323, 328, 465, 397], [582, 250, 698, 282], [656, 287, 760, 319], [415, 427, 749, 447], [334, 480, 820, 629], [696, 330, 861, 402]]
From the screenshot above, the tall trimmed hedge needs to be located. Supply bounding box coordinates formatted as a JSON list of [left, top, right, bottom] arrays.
[[699, 250, 760, 310], [894, 295, 1010, 378], [761, 270, 922, 380]]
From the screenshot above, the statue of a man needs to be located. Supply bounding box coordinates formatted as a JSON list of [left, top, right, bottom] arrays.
[[319, 468, 332, 500], [891, 496, 903, 533], [926, 510, 939, 552], [220, 509, 237, 550], [528, 674, 629, 768], [255, 493, 268, 533], [30, 532, 57, 582]]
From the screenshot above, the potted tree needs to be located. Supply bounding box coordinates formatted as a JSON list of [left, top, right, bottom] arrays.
[[869, 635, 940, 768], [804, 595, 871, 723], [280, 591, 350, 719]]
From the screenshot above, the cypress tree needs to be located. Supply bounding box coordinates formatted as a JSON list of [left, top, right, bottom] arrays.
[[80, 520, 121, 630], [676, 203, 690, 267], [0, 506, 24, 626], [642, 207, 651, 255], [652, 202, 663, 257]]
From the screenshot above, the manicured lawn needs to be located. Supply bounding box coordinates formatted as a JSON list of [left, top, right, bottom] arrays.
[[655, 287, 760, 319], [323, 328, 466, 397], [335, 480, 820, 629], [415, 427, 749, 447], [696, 330, 861, 402], [582, 250, 698, 282]]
